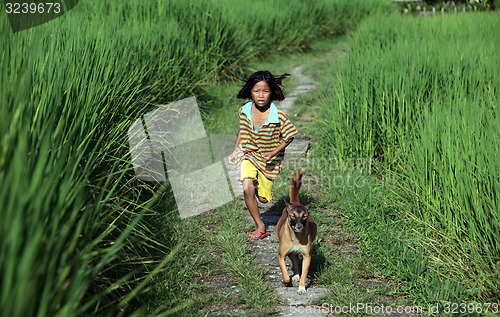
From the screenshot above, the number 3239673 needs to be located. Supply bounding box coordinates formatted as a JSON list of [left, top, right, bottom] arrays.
[[5, 2, 62, 14], [442, 302, 499, 314]]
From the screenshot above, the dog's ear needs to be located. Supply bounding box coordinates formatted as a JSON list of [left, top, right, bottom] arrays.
[[284, 199, 293, 211]]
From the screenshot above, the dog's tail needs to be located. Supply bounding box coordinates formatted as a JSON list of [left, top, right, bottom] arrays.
[[289, 169, 303, 204]]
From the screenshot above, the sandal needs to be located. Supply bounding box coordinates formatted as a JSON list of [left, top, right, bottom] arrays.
[[249, 229, 271, 240]]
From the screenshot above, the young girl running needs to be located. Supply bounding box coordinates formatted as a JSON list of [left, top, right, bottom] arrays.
[[228, 70, 298, 240]]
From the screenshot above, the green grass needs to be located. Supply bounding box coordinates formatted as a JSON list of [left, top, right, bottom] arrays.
[[304, 9, 500, 309], [212, 203, 278, 315], [143, 201, 278, 316]]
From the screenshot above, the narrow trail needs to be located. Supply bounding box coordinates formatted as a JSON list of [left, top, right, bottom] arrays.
[[210, 65, 426, 317], [224, 66, 331, 317]]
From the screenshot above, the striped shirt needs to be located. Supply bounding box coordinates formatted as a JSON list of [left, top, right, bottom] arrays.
[[234, 101, 298, 180]]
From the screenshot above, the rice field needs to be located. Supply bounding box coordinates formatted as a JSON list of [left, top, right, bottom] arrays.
[[314, 10, 499, 304]]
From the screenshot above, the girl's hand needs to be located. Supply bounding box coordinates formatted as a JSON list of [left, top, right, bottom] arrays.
[[263, 154, 274, 163], [228, 150, 238, 165]]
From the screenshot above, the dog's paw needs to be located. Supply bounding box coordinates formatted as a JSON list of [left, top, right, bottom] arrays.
[[283, 277, 292, 287], [291, 274, 300, 287], [297, 286, 306, 295]]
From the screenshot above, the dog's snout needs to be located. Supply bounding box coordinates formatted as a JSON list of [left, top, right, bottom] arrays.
[[291, 219, 305, 232]]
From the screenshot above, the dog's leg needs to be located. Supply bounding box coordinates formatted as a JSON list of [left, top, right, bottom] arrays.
[[278, 252, 291, 286], [289, 253, 300, 276], [297, 254, 312, 294], [288, 253, 300, 286]]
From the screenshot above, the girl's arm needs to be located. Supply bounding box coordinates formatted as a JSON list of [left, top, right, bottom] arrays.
[[263, 138, 294, 162], [228, 131, 241, 164], [232, 131, 241, 152]]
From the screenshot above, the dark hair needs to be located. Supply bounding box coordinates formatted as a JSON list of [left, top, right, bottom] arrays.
[[237, 70, 289, 101]]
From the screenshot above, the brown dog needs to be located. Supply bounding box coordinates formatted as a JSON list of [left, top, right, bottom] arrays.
[[276, 170, 317, 294]]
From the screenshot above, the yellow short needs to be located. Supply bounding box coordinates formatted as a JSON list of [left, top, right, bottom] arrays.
[[240, 159, 273, 202]]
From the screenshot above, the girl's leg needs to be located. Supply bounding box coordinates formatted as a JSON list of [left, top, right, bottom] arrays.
[[242, 178, 265, 231]]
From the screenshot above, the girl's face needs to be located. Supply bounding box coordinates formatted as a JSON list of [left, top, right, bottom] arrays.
[[251, 80, 271, 108]]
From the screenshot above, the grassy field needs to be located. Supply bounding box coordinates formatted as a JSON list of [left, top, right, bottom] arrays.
[[304, 10, 499, 309]]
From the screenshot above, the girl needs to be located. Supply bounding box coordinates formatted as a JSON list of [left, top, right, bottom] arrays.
[[228, 70, 298, 240]]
